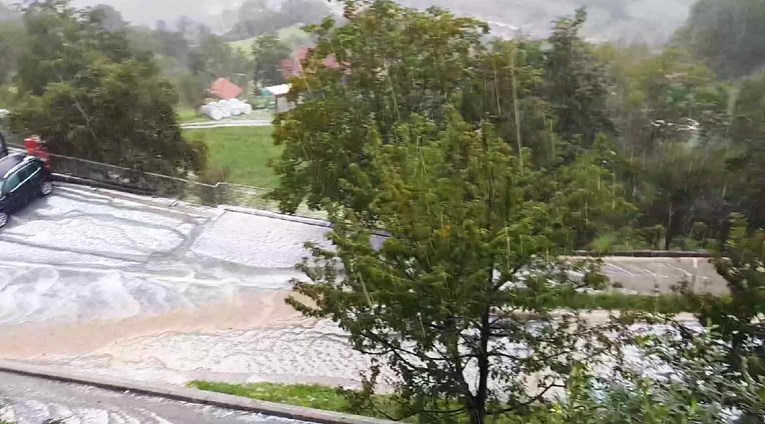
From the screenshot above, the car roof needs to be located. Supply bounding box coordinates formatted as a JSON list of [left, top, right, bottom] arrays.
[[0, 154, 34, 180]]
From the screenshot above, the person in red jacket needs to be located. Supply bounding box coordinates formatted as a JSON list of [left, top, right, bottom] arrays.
[[24, 136, 51, 169]]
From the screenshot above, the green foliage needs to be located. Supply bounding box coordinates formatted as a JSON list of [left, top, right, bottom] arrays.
[[10, 1, 207, 175], [543, 9, 614, 152], [174, 73, 210, 108], [191, 381, 356, 413], [677, 0, 765, 79], [271, 0, 490, 216], [193, 370, 733, 424], [635, 314, 765, 422], [0, 19, 23, 85], [546, 292, 698, 314], [600, 45, 733, 250], [726, 71, 765, 229], [16, 0, 134, 96], [541, 367, 725, 424], [251, 35, 291, 87], [188, 34, 252, 87], [288, 113, 619, 423], [271, 2, 625, 247], [704, 214, 765, 376], [13, 59, 207, 174]]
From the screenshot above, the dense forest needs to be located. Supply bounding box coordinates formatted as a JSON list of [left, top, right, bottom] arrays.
[[265, 0, 765, 254]]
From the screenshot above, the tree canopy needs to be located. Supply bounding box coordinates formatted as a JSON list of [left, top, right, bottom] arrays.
[[676, 0, 765, 79], [289, 113, 617, 423], [10, 0, 207, 175], [251, 35, 291, 87], [274, 2, 765, 421]]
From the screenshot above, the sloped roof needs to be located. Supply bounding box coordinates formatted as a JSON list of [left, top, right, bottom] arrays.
[[208, 78, 243, 100], [280, 48, 342, 79]]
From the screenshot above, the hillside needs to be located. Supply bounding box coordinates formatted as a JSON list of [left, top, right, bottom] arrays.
[[26, 0, 696, 46], [229, 25, 313, 57], [400, 0, 695, 45]]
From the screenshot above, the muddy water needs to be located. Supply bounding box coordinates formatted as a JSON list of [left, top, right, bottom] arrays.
[[0, 185, 369, 390], [0, 184, 718, 392]]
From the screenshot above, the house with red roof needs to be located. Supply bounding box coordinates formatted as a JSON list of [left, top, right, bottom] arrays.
[[279, 47, 340, 80], [208, 78, 244, 100]]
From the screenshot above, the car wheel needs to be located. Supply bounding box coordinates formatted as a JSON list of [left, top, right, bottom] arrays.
[[40, 181, 53, 196], [0, 212, 8, 228]]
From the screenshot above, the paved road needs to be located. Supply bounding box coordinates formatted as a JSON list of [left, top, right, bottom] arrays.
[[181, 120, 272, 129], [0, 371, 306, 424]]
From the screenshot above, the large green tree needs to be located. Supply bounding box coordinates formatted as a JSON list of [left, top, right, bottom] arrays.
[[12, 59, 207, 174], [16, 0, 134, 95], [0, 19, 23, 85], [225, 0, 329, 40], [271, 0, 488, 216], [599, 46, 733, 249], [543, 9, 614, 157], [726, 71, 765, 229], [189, 34, 252, 87], [11, 0, 207, 175], [289, 115, 615, 423], [251, 34, 291, 87]]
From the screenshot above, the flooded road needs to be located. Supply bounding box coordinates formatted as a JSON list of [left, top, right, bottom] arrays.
[[0, 184, 725, 401], [0, 371, 308, 424], [0, 184, 373, 389]]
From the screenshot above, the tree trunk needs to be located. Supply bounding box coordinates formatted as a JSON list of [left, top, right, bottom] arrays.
[[468, 307, 492, 424], [511, 67, 523, 172], [664, 199, 673, 250]]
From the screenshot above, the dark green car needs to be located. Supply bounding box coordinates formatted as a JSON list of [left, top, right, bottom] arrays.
[[0, 153, 53, 227]]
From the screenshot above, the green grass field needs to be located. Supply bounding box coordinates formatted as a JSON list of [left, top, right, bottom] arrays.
[[177, 107, 210, 124], [183, 126, 282, 189], [229, 25, 313, 57], [190, 381, 534, 423], [191, 382, 355, 413]]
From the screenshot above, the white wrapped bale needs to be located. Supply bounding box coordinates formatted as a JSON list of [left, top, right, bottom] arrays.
[[210, 109, 225, 121]]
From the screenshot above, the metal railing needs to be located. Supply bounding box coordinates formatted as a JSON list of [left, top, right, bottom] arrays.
[[6, 142, 323, 219]]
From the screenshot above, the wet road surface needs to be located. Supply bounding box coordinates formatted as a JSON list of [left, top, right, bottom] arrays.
[[0, 371, 307, 424], [0, 183, 726, 420]]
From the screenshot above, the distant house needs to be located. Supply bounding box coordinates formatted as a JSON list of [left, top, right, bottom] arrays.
[[208, 78, 244, 100], [279, 47, 340, 80], [261, 84, 294, 113]]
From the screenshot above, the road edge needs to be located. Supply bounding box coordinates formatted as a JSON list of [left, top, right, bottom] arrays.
[[0, 360, 395, 424]]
